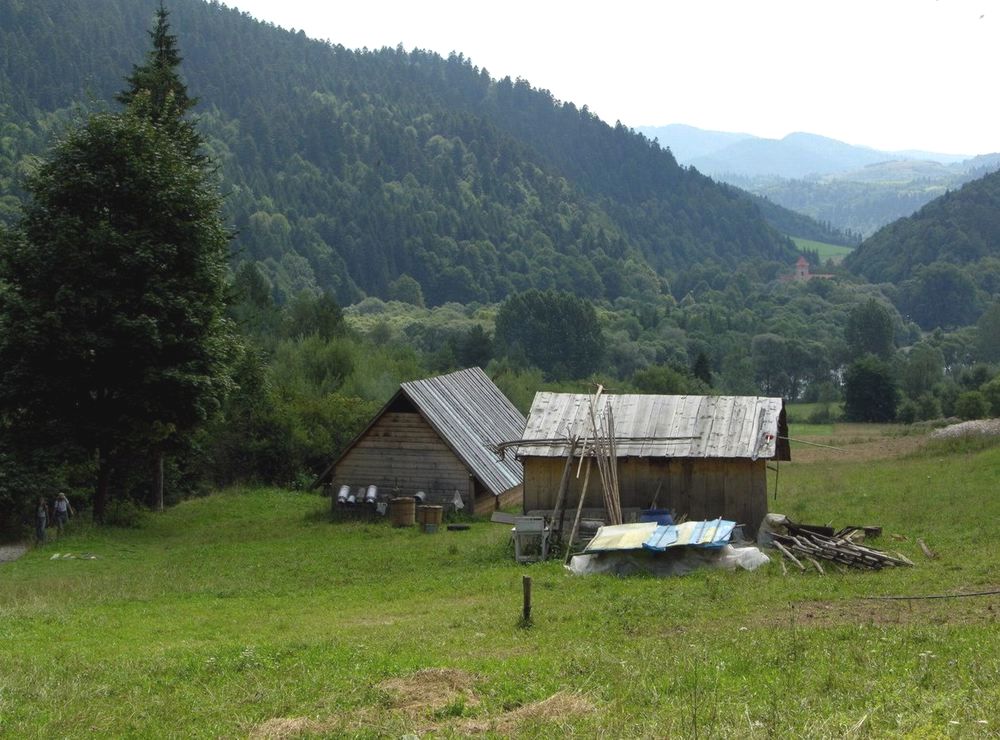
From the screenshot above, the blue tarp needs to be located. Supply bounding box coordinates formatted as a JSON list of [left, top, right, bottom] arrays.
[[642, 518, 736, 551]]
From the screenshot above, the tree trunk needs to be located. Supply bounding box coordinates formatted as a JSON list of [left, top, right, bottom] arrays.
[[94, 448, 112, 522], [154, 450, 164, 512]]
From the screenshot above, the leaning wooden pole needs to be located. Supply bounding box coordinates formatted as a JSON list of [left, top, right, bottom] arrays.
[[564, 455, 593, 565], [607, 406, 621, 524], [551, 435, 579, 541]]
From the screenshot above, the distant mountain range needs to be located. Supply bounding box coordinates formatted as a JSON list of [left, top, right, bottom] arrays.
[[638, 124, 1000, 237], [637, 124, 972, 178]]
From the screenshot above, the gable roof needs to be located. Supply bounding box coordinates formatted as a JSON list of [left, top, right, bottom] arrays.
[[400, 367, 525, 496], [516, 393, 789, 461], [317, 367, 525, 496]]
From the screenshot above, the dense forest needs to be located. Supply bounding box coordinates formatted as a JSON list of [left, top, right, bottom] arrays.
[[844, 170, 1000, 330], [741, 190, 861, 246], [845, 170, 1000, 281], [739, 175, 969, 240], [0, 0, 803, 308], [1, 0, 999, 532]]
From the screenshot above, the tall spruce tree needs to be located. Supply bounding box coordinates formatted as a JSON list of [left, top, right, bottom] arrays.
[[0, 7, 232, 520], [117, 2, 201, 169]]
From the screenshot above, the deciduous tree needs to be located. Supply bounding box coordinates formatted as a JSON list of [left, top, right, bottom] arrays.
[[494, 289, 604, 379], [843, 355, 899, 422], [845, 298, 895, 361]]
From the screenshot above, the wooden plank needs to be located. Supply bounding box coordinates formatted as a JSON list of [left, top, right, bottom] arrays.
[[551, 437, 579, 536], [774, 540, 806, 571], [702, 460, 725, 520], [687, 460, 707, 520]]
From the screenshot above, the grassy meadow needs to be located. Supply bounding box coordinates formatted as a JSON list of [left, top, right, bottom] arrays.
[[792, 237, 854, 264], [1, 426, 998, 738]]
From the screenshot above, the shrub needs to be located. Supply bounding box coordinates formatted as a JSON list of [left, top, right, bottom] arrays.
[[103, 498, 146, 528], [915, 393, 942, 421], [807, 404, 839, 424], [896, 399, 918, 425], [981, 376, 1000, 417], [954, 391, 988, 421]]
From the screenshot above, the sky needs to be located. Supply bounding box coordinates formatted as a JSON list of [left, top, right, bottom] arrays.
[[225, 0, 999, 156]]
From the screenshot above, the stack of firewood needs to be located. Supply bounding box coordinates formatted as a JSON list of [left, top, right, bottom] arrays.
[[771, 531, 914, 572]]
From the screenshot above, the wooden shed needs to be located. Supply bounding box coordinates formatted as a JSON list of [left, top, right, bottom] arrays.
[[316, 367, 525, 515], [515, 393, 790, 535]]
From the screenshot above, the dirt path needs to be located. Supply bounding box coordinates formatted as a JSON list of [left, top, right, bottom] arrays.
[[0, 543, 29, 564]]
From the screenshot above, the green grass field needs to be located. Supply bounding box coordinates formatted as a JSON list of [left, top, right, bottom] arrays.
[[792, 237, 854, 264], [784, 401, 843, 425], [2, 429, 998, 737]]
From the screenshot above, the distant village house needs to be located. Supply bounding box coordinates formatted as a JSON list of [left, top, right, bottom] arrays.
[[784, 255, 835, 282]]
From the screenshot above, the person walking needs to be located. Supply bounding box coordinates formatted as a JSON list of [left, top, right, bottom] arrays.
[[35, 497, 48, 545], [53, 492, 74, 536]]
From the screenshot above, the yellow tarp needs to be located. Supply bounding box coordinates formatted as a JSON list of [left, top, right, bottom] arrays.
[[583, 522, 659, 552]]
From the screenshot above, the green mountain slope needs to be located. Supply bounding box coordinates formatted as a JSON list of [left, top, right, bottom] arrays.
[[843, 170, 1000, 329], [0, 0, 796, 305], [738, 155, 1000, 238], [845, 170, 1000, 284]]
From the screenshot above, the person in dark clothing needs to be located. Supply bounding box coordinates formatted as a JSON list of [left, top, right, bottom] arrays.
[[35, 497, 48, 545]]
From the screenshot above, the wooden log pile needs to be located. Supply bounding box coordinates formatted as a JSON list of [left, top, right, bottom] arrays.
[[771, 531, 914, 571]]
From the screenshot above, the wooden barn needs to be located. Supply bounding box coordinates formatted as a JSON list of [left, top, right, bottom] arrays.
[[514, 393, 790, 535], [316, 367, 525, 515]]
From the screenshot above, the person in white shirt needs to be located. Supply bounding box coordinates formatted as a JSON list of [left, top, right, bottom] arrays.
[[53, 492, 74, 536]]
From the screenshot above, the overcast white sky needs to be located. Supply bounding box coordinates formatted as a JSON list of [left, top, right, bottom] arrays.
[[225, 0, 998, 156]]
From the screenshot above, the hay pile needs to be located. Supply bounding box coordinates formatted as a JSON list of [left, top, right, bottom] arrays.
[[930, 418, 1000, 439], [251, 668, 595, 737]]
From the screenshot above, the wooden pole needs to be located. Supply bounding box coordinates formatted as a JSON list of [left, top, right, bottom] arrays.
[[522, 575, 532, 624], [154, 450, 165, 513], [551, 436, 579, 540], [564, 456, 593, 565]]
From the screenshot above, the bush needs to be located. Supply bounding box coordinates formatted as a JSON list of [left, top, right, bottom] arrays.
[[103, 498, 146, 528], [954, 391, 988, 420], [807, 403, 840, 424], [916, 393, 942, 421], [981, 376, 1000, 417], [896, 399, 918, 425]]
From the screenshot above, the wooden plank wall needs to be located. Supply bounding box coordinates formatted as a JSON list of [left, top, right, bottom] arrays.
[[522, 456, 768, 534], [334, 411, 472, 507], [473, 484, 523, 516]]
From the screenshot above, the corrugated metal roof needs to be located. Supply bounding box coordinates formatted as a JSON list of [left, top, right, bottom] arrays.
[[583, 519, 737, 553], [401, 367, 525, 497], [643, 519, 737, 551], [516, 393, 788, 460]]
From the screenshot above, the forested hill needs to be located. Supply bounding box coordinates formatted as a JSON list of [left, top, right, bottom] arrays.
[[0, 0, 797, 306], [845, 170, 1000, 284]]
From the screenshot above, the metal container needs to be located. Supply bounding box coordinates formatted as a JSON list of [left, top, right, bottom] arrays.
[[413, 491, 426, 505], [364, 485, 378, 504], [337, 485, 350, 504]]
